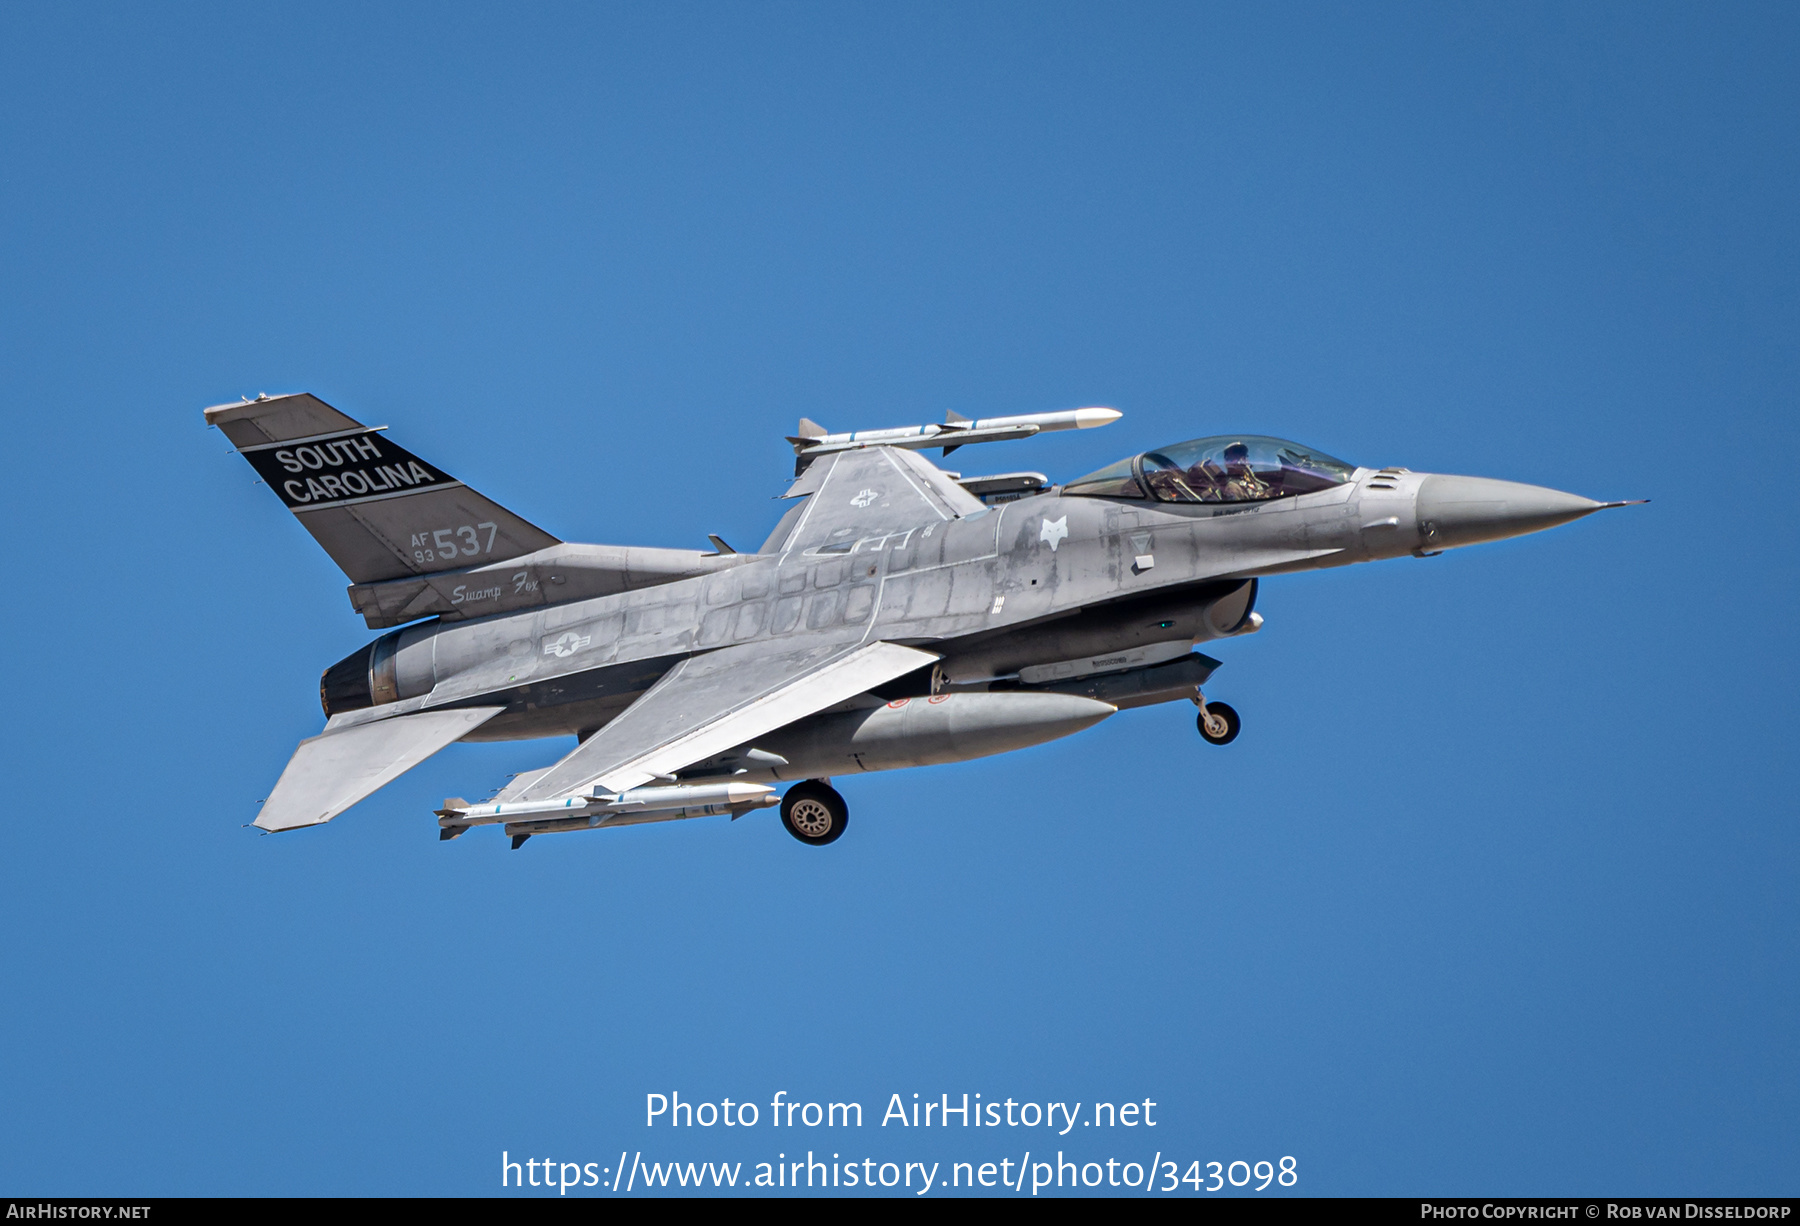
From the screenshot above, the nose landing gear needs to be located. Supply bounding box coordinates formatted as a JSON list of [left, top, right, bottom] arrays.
[[781, 780, 849, 845], [1193, 690, 1241, 745]]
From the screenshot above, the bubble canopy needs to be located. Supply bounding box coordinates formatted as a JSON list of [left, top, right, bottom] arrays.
[[1063, 435, 1358, 504]]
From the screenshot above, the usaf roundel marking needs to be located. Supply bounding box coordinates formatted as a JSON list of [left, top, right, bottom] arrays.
[[543, 631, 591, 658]]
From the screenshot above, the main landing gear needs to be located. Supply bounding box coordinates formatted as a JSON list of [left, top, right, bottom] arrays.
[[781, 780, 849, 846], [1194, 690, 1241, 746]]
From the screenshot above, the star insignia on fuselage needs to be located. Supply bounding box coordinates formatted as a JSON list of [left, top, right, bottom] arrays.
[[1040, 516, 1068, 551], [850, 488, 880, 507]]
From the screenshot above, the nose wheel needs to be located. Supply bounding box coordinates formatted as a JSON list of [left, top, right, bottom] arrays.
[[1194, 693, 1241, 745], [781, 781, 849, 845]]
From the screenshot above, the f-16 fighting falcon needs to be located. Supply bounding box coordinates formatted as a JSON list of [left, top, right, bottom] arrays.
[[207, 394, 1639, 848]]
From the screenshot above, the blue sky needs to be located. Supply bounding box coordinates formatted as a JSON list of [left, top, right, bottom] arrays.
[[0, 1, 1794, 1196]]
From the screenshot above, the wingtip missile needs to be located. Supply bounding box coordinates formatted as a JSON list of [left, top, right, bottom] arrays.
[[790, 406, 1121, 457]]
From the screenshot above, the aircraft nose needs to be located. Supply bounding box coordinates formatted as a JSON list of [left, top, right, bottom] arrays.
[[1414, 474, 1609, 550]]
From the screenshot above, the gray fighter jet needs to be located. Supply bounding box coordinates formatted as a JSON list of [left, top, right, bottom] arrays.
[[207, 394, 1638, 848]]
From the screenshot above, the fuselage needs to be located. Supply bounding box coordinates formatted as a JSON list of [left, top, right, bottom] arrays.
[[318, 462, 1597, 751]]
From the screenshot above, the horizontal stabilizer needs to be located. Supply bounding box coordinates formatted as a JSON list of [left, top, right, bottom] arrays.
[[254, 706, 504, 832]]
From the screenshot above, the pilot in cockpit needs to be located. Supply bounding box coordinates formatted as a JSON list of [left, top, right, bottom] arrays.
[[1191, 441, 1270, 503], [1221, 442, 1270, 500], [1068, 434, 1356, 505]]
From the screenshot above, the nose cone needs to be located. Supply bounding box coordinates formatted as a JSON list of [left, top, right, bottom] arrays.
[[1415, 475, 1606, 550]]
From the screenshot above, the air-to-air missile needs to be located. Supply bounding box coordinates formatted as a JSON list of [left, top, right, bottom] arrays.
[[789, 407, 1123, 459], [437, 781, 783, 847]]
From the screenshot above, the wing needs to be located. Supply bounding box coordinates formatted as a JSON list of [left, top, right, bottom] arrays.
[[515, 637, 939, 800], [771, 446, 984, 554], [253, 706, 505, 831]]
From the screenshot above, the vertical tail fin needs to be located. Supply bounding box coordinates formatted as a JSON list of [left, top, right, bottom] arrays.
[[205, 393, 558, 584]]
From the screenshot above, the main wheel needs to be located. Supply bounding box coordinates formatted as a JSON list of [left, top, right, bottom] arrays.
[[1197, 701, 1241, 745], [781, 781, 849, 845]]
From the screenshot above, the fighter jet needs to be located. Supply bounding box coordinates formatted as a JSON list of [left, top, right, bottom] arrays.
[[207, 394, 1638, 848]]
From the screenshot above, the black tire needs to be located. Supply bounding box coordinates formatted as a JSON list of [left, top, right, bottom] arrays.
[[780, 781, 849, 846], [1196, 701, 1241, 745]]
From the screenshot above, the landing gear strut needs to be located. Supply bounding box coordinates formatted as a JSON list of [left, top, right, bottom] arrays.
[[1194, 690, 1241, 746], [781, 780, 849, 845]]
